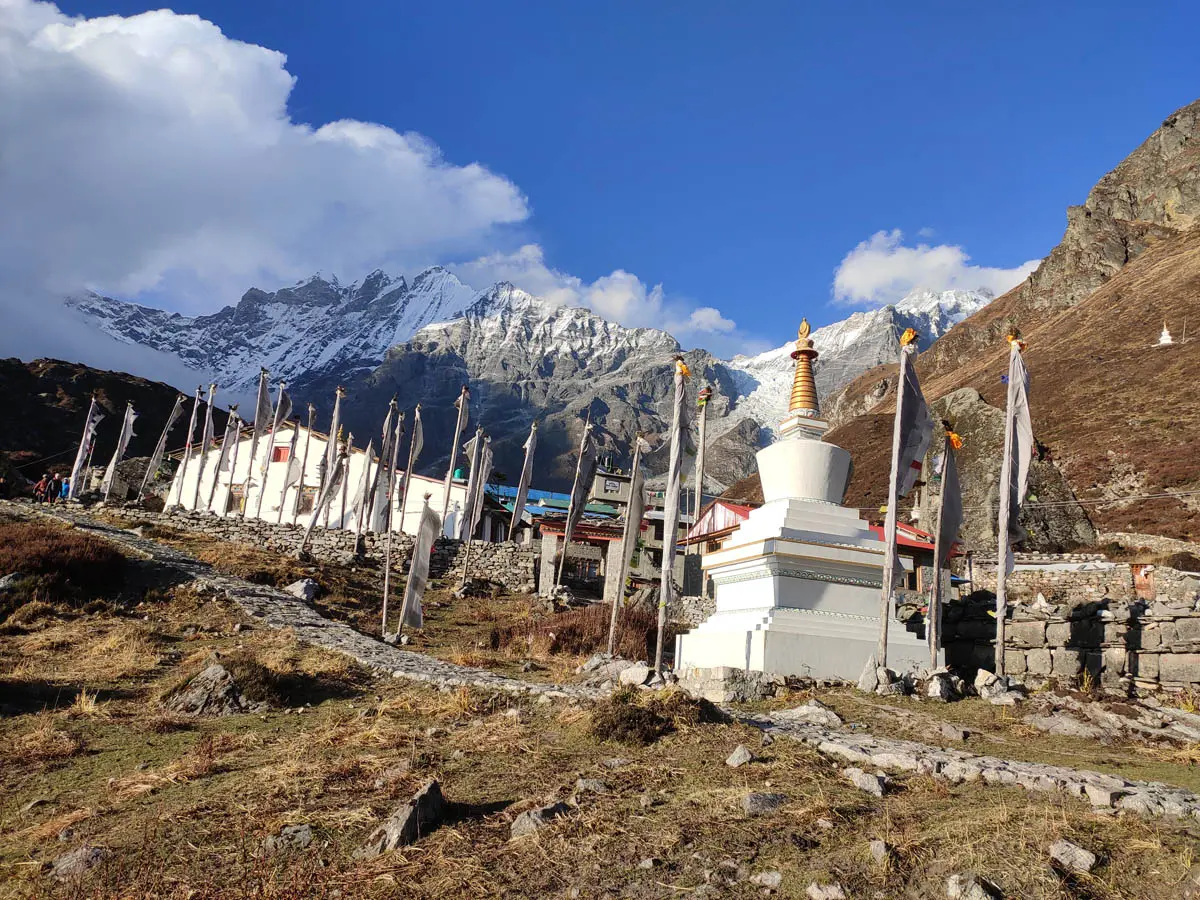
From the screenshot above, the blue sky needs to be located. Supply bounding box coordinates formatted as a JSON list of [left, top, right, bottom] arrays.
[[13, 0, 1200, 356]]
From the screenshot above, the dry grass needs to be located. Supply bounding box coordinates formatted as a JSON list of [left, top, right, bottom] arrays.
[[0, 521, 127, 620], [5, 716, 84, 765]]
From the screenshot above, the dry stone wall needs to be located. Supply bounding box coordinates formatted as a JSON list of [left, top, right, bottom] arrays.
[[109, 507, 537, 593], [943, 561, 1200, 692]]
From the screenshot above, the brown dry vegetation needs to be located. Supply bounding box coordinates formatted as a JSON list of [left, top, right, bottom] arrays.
[[3, 516, 1200, 897]]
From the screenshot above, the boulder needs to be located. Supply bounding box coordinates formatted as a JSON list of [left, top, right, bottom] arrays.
[[806, 883, 847, 900], [0, 572, 23, 592], [857, 655, 880, 693], [163, 658, 268, 716], [741, 792, 787, 816], [1049, 838, 1097, 874], [772, 699, 844, 729], [356, 780, 447, 857], [926, 673, 958, 702], [946, 873, 1002, 899], [510, 801, 571, 838], [50, 846, 109, 880], [618, 664, 653, 687], [869, 839, 892, 865], [263, 824, 313, 854], [750, 870, 783, 890], [726, 744, 754, 768], [284, 578, 320, 602], [843, 767, 887, 797]]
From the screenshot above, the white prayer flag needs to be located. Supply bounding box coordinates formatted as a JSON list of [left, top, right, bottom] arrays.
[[441, 386, 470, 522], [509, 421, 538, 536], [1000, 342, 1033, 574], [400, 499, 442, 630], [561, 422, 599, 552], [68, 398, 105, 500], [101, 403, 138, 498], [139, 394, 184, 497], [937, 440, 964, 568]]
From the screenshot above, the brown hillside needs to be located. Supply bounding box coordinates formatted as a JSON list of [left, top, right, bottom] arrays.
[[0, 358, 225, 483]]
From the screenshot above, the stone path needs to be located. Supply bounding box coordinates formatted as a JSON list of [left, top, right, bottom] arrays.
[[10, 504, 590, 700], [744, 710, 1200, 825], [7, 501, 1200, 824]]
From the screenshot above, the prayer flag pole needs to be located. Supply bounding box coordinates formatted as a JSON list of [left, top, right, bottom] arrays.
[[441, 386, 470, 523]]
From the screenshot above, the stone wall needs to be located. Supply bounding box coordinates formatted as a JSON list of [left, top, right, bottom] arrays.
[[942, 564, 1200, 692], [969, 562, 1136, 605], [109, 507, 537, 593]]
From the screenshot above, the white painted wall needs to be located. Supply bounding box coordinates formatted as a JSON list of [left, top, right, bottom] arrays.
[[165, 424, 468, 535]]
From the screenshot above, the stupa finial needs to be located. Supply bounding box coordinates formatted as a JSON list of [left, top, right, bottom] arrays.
[[788, 318, 820, 417]]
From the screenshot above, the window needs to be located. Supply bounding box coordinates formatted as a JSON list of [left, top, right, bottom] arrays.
[[297, 486, 318, 515], [271, 446, 291, 463], [653, 522, 664, 543]]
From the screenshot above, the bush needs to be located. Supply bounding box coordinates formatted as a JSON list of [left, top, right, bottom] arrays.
[[589, 685, 727, 745], [0, 522, 127, 620], [500, 602, 679, 662]]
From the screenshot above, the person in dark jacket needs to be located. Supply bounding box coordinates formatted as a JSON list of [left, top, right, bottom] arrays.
[[48, 473, 62, 504]]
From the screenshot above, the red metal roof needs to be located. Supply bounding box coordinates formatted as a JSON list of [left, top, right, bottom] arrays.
[[868, 523, 936, 551]]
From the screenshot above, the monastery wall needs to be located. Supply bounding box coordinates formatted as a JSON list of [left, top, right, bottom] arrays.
[[113, 507, 537, 593]]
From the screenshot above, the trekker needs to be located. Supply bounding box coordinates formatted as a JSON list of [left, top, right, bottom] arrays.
[[33, 474, 50, 503], [48, 473, 62, 504], [60, 477, 71, 501]]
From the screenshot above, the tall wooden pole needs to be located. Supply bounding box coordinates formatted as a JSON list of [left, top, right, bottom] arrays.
[[291, 405, 316, 519], [381, 414, 406, 638], [556, 413, 591, 588], [397, 404, 422, 535], [441, 386, 469, 523], [339, 433, 353, 530], [929, 431, 950, 670], [607, 435, 644, 655], [877, 349, 911, 668]]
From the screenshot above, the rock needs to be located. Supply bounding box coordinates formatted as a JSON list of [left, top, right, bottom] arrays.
[[618, 664, 653, 687], [806, 883, 847, 900], [50, 846, 109, 880], [1083, 783, 1128, 808], [946, 873, 1002, 899], [1049, 838, 1097, 874], [510, 801, 571, 838], [843, 767, 886, 797], [263, 823, 313, 854], [869, 839, 892, 865], [638, 857, 661, 870], [284, 578, 320, 602], [987, 690, 1024, 706], [0, 572, 23, 591], [940, 723, 970, 742], [750, 870, 783, 890], [974, 669, 999, 694], [815, 817, 835, 830], [773, 699, 844, 729], [573, 778, 608, 796], [356, 780, 447, 857], [1023, 714, 1105, 740], [726, 744, 754, 768], [741, 792, 787, 816], [602, 757, 630, 770], [876, 681, 906, 697], [857, 655, 880, 693], [162, 658, 267, 716]]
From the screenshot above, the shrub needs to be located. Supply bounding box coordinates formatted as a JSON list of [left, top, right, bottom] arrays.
[[500, 602, 679, 662], [0, 522, 127, 620], [589, 685, 727, 745]]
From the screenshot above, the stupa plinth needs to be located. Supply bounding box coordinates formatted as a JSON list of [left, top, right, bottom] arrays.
[[675, 319, 929, 680]]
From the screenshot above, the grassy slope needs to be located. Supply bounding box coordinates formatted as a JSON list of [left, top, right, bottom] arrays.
[[2, 518, 1200, 898]]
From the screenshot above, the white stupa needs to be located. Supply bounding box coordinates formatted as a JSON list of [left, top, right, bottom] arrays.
[[1158, 322, 1174, 346], [675, 319, 930, 680]]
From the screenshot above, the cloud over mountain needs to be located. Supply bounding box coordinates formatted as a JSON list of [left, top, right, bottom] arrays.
[[833, 229, 1040, 307]]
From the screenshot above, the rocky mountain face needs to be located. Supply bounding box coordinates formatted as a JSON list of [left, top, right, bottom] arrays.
[[52, 257, 992, 494], [65, 268, 479, 396], [813, 96, 1200, 547]]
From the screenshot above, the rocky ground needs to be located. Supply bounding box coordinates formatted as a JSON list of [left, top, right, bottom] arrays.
[[2, 504, 1200, 898]]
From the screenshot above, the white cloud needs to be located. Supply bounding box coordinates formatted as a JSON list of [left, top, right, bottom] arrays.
[[0, 1, 528, 310], [452, 244, 748, 351], [833, 229, 1040, 307]]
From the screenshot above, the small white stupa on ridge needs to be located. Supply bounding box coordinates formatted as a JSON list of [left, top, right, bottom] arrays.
[[1158, 322, 1174, 346]]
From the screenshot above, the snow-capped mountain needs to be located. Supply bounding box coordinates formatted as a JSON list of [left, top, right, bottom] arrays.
[[54, 273, 992, 490], [65, 267, 479, 395], [724, 289, 994, 433]]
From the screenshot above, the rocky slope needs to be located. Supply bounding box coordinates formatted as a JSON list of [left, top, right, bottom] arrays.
[[803, 97, 1200, 546], [0, 358, 225, 480]]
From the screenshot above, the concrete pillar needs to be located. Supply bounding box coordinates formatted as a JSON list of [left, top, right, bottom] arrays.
[[539, 533, 558, 596]]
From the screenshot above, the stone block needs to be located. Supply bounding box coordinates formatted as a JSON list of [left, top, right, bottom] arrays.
[[1174, 618, 1200, 643], [1045, 622, 1071, 646], [1026, 648, 1052, 676], [1051, 648, 1082, 679], [1157, 654, 1200, 685], [1007, 620, 1045, 648], [1133, 653, 1160, 680], [1004, 650, 1027, 675], [1102, 622, 1128, 645], [1082, 651, 1103, 681], [1102, 648, 1128, 683]]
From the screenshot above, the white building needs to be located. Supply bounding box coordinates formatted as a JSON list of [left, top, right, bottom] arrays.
[[164, 422, 469, 536]]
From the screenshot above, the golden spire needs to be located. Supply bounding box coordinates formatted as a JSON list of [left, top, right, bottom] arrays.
[[788, 318, 820, 417]]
